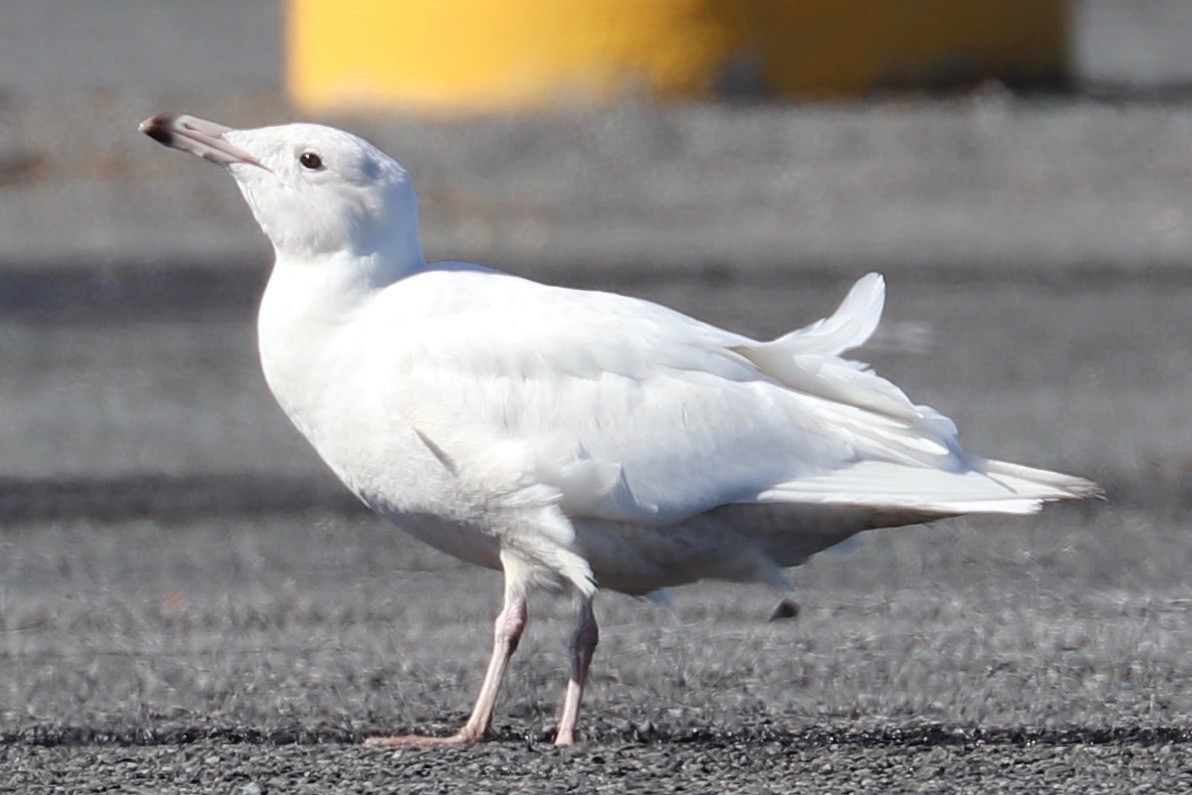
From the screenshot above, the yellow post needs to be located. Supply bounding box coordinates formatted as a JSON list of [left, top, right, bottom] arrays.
[[288, 0, 1068, 114]]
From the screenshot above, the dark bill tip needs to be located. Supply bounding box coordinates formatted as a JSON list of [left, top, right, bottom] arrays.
[[139, 114, 176, 146], [137, 113, 268, 172]]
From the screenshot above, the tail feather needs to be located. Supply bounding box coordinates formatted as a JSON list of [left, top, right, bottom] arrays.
[[739, 273, 1101, 518]]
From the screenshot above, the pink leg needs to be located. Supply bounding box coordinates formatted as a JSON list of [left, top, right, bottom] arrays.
[[554, 593, 598, 747], [365, 574, 528, 747]]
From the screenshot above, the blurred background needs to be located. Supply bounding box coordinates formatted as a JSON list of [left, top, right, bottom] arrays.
[[0, 0, 1187, 491], [0, 1, 1189, 781], [0, 0, 1188, 511]]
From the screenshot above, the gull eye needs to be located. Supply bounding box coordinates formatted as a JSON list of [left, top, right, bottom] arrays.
[[299, 151, 323, 170]]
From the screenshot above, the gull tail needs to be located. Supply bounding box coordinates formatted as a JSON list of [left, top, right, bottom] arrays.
[[739, 272, 1102, 517]]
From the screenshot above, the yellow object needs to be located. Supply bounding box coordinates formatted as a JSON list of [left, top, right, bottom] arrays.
[[288, 0, 1068, 113]]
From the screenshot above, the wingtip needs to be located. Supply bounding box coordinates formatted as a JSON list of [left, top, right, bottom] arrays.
[[1068, 478, 1106, 501], [984, 460, 1105, 503]]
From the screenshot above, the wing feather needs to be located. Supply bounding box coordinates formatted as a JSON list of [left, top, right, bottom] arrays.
[[376, 269, 1088, 527]]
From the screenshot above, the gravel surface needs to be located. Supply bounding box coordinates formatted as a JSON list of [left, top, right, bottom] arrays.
[[2, 731, 1188, 794], [1, 498, 1188, 793]]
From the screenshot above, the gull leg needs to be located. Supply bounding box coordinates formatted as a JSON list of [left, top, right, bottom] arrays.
[[454, 576, 528, 741], [366, 567, 528, 747], [554, 592, 598, 747]]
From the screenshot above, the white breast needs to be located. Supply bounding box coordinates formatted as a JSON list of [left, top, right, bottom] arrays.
[[256, 257, 504, 571]]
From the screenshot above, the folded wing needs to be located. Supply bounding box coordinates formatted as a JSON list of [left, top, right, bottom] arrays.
[[382, 270, 1097, 528]]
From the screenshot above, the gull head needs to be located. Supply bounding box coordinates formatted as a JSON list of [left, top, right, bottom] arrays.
[[139, 114, 423, 264]]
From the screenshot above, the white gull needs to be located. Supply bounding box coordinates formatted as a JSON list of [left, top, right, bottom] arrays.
[[139, 114, 1099, 747]]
